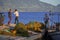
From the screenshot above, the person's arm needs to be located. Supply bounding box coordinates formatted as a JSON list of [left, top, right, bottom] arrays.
[[14, 12, 16, 15]]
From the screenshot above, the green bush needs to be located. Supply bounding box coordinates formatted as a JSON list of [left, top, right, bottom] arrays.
[[16, 28, 29, 37], [14, 23, 29, 37]]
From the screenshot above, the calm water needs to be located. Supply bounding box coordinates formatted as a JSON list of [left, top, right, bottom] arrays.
[[2, 12, 60, 24]]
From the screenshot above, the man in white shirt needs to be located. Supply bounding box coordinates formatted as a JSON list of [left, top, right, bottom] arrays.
[[14, 9, 19, 24]]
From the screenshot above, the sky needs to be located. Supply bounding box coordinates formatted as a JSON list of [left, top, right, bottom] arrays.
[[39, 0, 60, 6]]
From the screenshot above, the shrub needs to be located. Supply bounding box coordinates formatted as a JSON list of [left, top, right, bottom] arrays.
[[14, 23, 29, 37]]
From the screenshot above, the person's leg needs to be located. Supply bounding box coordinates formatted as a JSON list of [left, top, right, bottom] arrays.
[[16, 17, 19, 24], [10, 16, 12, 23], [14, 17, 17, 24], [9, 16, 11, 24], [8, 17, 10, 25]]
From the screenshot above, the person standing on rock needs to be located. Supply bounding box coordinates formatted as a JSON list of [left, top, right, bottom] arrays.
[[14, 9, 19, 24], [44, 14, 49, 29], [8, 9, 12, 25]]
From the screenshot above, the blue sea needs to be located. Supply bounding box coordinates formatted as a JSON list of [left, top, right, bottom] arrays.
[[2, 12, 60, 25]]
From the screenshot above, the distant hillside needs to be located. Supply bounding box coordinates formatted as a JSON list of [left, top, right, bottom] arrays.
[[54, 4, 60, 12], [0, 0, 60, 12]]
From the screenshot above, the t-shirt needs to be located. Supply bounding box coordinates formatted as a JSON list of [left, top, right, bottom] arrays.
[[8, 12, 11, 17], [14, 11, 19, 17]]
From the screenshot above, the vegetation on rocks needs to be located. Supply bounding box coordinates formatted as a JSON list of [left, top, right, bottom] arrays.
[[25, 21, 45, 32], [0, 21, 45, 37], [0, 13, 4, 26], [14, 23, 29, 37]]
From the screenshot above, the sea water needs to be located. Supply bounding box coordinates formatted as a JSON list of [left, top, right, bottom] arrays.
[[2, 12, 60, 25]]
